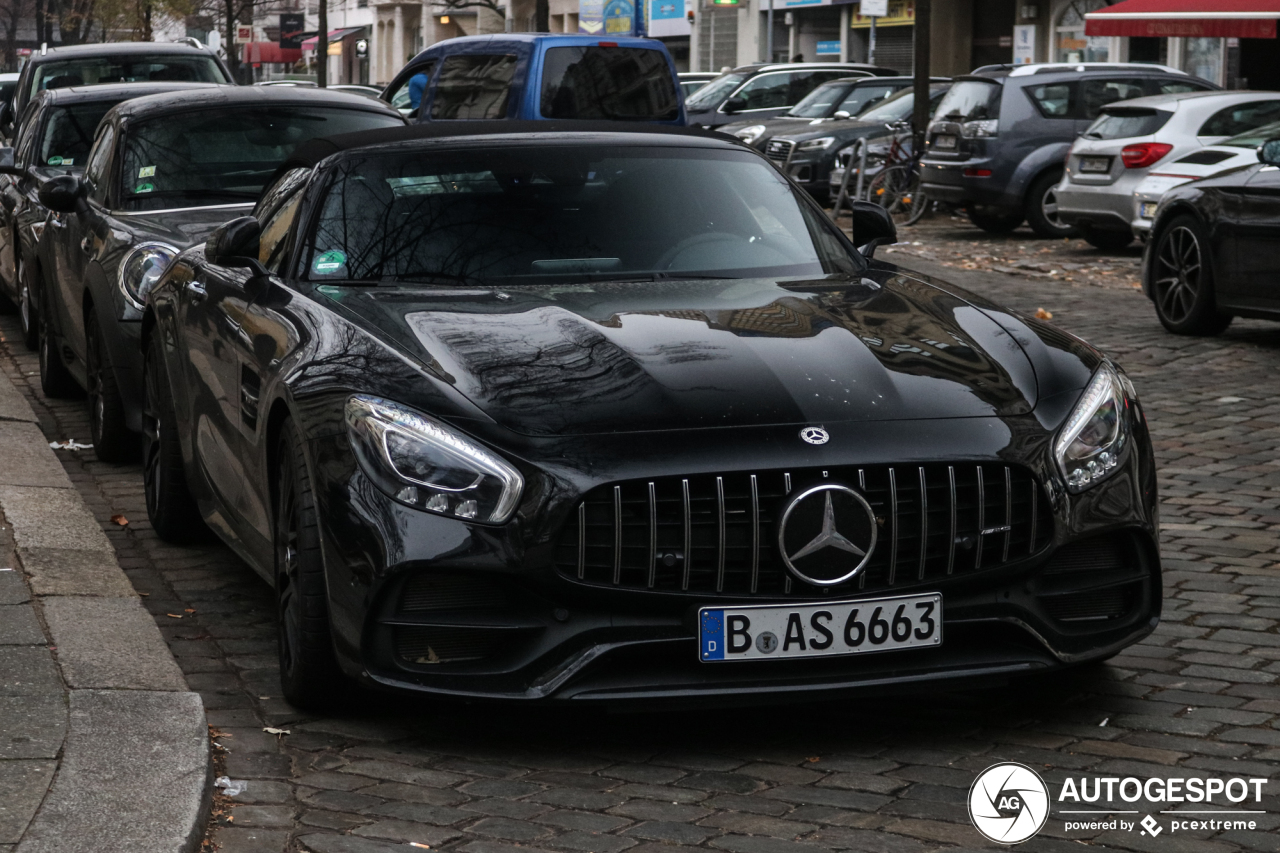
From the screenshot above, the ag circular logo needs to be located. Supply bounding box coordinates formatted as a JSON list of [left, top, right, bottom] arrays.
[[968, 762, 1050, 845], [776, 484, 876, 586], [799, 426, 829, 445]]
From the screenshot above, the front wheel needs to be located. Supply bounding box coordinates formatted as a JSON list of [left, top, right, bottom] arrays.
[[1149, 215, 1232, 336], [1024, 170, 1078, 239], [143, 333, 207, 544], [275, 421, 346, 711], [38, 288, 77, 399], [86, 310, 135, 463], [867, 165, 927, 227]]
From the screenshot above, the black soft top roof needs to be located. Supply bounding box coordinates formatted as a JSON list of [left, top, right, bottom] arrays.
[[283, 121, 742, 172], [106, 84, 403, 121], [34, 81, 224, 107]]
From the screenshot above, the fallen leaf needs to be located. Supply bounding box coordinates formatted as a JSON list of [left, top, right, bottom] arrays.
[[263, 727, 291, 736], [184, 608, 196, 613], [166, 613, 183, 618], [110, 515, 128, 526], [1034, 308, 1053, 320], [410, 845, 432, 850], [805, 756, 820, 763]]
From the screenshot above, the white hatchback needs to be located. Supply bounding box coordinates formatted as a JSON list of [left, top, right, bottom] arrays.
[[1055, 91, 1280, 249]]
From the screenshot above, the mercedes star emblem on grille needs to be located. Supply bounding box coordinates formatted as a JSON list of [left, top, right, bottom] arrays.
[[799, 427, 829, 445], [777, 484, 877, 586]]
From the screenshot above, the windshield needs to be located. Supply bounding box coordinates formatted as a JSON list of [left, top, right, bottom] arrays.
[[837, 84, 900, 117], [934, 79, 1001, 122], [1223, 119, 1280, 148], [540, 46, 678, 120], [684, 73, 747, 109], [119, 106, 403, 211], [30, 55, 228, 98], [302, 145, 860, 286], [787, 82, 856, 118], [39, 101, 120, 168]]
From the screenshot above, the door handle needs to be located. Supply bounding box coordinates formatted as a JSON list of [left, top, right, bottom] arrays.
[[186, 280, 207, 303]]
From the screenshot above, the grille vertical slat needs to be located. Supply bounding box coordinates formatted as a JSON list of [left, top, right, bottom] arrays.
[[557, 462, 1053, 597]]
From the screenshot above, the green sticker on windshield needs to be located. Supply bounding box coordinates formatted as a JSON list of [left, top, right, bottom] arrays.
[[47, 156, 62, 166], [134, 182, 154, 194], [312, 250, 347, 274], [139, 165, 156, 178]]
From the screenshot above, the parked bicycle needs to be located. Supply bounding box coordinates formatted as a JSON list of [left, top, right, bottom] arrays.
[[831, 120, 928, 227]]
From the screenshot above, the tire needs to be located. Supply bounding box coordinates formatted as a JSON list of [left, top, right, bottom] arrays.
[[85, 310, 135, 463], [967, 207, 1023, 234], [1024, 170, 1078, 239], [18, 258, 38, 351], [38, 287, 77, 399], [275, 420, 346, 710], [1149, 214, 1232, 336], [868, 165, 928, 227], [1080, 227, 1134, 251], [143, 333, 207, 544]]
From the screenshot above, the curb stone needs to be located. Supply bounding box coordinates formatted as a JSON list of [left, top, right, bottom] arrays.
[[0, 364, 209, 853]]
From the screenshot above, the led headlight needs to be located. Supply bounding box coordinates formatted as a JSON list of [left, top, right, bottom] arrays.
[[118, 242, 178, 309], [1054, 364, 1133, 493], [797, 136, 836, 151], [345, 395, 523, 523], [733, 124, 767, 145]]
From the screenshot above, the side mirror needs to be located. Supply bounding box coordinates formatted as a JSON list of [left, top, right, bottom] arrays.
[[723, 96, 747, 113], [39, 173, 86, 213], [832, 110, 851, 120], [205, 216, 269, 278], [1258, 138, 1280, 167], [849, 200, 897, 257]]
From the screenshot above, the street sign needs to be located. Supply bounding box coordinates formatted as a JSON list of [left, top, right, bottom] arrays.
[[861, 0, 888, 16], [279, 13, 305, 49], [355, 38, 369, 58], [816, 39, 840, 55], [235, 25, 253, 44]]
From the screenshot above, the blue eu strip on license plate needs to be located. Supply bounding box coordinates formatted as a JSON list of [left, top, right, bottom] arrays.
[[699, 593, 942, 662]]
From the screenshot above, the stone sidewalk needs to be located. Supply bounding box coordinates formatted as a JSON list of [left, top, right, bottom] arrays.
[[0, 360, 208, 853]]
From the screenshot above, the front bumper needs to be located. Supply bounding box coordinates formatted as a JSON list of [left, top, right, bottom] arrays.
[[307, 411, 1160, 704]]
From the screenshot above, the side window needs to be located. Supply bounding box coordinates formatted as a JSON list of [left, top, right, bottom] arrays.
[[82, 123, 114, 205], [430, 55, 517, 120], [386, 61, 434, 114], [1157, 80, 1210, 94], [1027, 83, 1075, 118], [1080, 78, 1147, 120], [733, 73, 793, 110], [1198, 100, 1280, 137]]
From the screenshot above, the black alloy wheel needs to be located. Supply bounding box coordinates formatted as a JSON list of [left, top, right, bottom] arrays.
[[967, 207, 1023, 234], [85, 310, 135, 462], [1150, 215, 1232, 336], [142, 333, 207, 543], [1025, 170, 1079, 239], [38, 287, 77, 398], [17, 258, 38, 351], [1080, 226, 1134, 251], [275, 421, 345, 710]]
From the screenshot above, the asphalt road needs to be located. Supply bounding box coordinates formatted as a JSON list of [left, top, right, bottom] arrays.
[[1, 219, 1277, 853]]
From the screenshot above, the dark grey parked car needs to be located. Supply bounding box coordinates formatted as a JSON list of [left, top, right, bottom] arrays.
[[684, 62, 895, 130], [920, 63, 1216, 238]]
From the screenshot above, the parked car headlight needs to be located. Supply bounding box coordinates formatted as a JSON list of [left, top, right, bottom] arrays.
[[345, 395, 524, 523], [961, 119, 999, 138], [797, 136, 836, 151], [733, 124, 767, 145], [1054, 364, 1134, 493], [118, 242, 178, 309]]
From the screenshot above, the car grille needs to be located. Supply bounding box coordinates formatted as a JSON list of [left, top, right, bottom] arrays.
[[766, 139, 795, 165], [554, 463, 1053, 598], [1035, 533, 1147, 624]]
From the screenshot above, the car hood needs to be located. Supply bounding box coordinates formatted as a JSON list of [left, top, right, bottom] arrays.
[[321, 268, 1038, 437], [117, 204, 253, 249], [774, 120, 891, 144]]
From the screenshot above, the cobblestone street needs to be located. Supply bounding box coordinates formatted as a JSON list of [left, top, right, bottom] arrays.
[[1, 220, 1278, 853]]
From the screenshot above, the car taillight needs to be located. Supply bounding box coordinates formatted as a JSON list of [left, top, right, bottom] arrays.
[[1121, 143, 1173, 169], [964, 168, 992, 177]]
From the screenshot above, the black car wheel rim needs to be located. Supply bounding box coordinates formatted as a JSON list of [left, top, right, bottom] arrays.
[[276, 471, 301, 678], [1153, 225, 1201, 324]]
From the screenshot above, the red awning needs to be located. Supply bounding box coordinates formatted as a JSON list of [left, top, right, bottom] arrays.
[[1085, 0, 1280, 38], [243, 42, 302, 64], [300, 27, 366, 50]]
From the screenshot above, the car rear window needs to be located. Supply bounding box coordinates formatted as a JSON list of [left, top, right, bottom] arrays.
[[1083, 108, 1170, 140], [540, 46, 678, 121], [30, 55, 227, 97], [935, 79, 1001, 122], [1198, 99, 1280, 137], [430, 54, 518, 120], [39, 101, 122, 167]]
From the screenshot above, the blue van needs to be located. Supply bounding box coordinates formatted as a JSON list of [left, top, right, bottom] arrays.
[[380, 34, 684, 125]]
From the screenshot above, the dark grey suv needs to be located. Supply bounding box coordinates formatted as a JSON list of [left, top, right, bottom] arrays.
[[920, 63, 1215, 238]]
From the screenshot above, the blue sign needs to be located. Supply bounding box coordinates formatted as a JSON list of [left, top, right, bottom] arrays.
[[579, 0, 604, 34], [604, 0, 635, 35], [649, 0, 688, 36], [816, 40, 841, 55], [700, 610, 725, 661]]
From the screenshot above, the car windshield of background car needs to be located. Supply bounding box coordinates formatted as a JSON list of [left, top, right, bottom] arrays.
[[540, 47, 679, 120], [786, 82, 856, 117], [39, 102, 119, 168], [118, 106, 403, 211], [302, 145, 862, 286], [31, 56, 227, 98], [935, 79, 1000, 122], [684, 73, 747, 109]]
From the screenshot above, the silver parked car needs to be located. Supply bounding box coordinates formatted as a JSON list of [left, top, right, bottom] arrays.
[[1056, 91, 1280, 249]]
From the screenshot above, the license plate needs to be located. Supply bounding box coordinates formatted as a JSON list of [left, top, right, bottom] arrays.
[[1140, 201, 1159, 219], [1079, 156, 1111, 173], [699, 593, 942, 662], [933, 135, 957, 150]]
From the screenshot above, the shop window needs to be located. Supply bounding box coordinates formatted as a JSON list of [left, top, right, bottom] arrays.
[[1185, 38, 1224, 86], [1055, 0, 1110, 63]]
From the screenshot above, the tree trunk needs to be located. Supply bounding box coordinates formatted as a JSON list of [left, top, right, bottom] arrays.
[[535, 0, 547, 32], [34, 0, 44, 48], [316, 0, 327, 86], [225, 0, 239, 80]]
